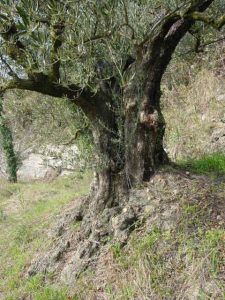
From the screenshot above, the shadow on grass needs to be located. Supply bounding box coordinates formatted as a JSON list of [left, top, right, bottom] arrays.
[[176, 153, 225, 176]]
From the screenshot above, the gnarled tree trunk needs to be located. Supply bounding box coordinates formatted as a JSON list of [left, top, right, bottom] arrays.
[[79, 63, 169, 246]]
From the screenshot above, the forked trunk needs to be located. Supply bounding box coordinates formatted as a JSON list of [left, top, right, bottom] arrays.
[[79, 87, 168, 252], [89, 77, 168, 211]]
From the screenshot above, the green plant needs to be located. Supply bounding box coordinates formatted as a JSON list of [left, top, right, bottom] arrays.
[[135, 226, 161, 254], [202, 230, 225, 275], [0, 94, 17, 183], [111, 242, 123, 260], [179, 153, 225, 175], [14, 224, 36, 245], [0, 173, 91, 299], [0, 208, 5, 222]]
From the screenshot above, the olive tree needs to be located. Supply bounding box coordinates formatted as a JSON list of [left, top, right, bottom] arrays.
[[0, 0, 224, 235]]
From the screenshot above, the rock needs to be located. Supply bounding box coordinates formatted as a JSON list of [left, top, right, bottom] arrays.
[[0, 150, 7, 179], [17, 153, 51, 180], [216, 94, 225, 101], [111, 206, 137, 242], [0, 143, 82, 180]]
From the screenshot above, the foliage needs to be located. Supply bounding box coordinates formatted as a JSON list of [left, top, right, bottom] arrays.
[[0, 0, 224, 99], [3, 90, 93, 164], [0, 95, 17, 182]]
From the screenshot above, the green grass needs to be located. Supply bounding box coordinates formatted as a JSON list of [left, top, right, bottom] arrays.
[[0, 172, 91, 300], [179, 153, 225, 175]]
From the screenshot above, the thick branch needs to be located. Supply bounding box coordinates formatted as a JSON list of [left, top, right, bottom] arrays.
[[185, 12, 225, 30], [140, 0, 214, 53], [0, 74, 90, 103], [142, 0, 215, 104], [0, 73, 115, 128]]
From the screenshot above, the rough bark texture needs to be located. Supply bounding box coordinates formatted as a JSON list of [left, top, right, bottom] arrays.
[[124, 67, 168, 185]]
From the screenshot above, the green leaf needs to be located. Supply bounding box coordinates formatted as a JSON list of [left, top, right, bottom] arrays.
[[16, 5, 30, 26]]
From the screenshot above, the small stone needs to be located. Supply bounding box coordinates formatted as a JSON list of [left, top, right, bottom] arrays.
[[122, 207, 128, 213], [201, 114, 206, 121], [216, 94, 225, 101], [144, 205, 154, 214], [173, 189, 178, 195]]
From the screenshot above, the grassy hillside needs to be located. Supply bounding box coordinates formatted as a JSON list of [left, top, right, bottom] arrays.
[[70, 163, 225, 300], [0, 164, 224, 300], [163, 68, 225, 161], [0, 173, 91, 300]]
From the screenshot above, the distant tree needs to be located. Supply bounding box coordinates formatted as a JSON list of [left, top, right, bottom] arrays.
[[0, 93, 17, 182], [0, 0, 224, 218]]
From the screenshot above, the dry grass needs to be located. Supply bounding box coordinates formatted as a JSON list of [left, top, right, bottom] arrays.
[[162, 68, 225, 160], [71, 170, 225, 300]]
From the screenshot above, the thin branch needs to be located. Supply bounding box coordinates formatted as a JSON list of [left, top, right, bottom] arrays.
[[34, 17, 51, 26], [92, 19, 99, 36], [181, 36, 225, 55], [122, 0, 129, 25], [74, 31, 113, 48], [201, 36, 225, 47], [0, 54, 18, 78], [49, 20, 65, 81], [119, 23, 135, 41]]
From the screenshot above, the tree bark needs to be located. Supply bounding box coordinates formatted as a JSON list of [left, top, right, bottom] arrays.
[[88, 69, 168, 205], [124, 69, 168, 185]]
